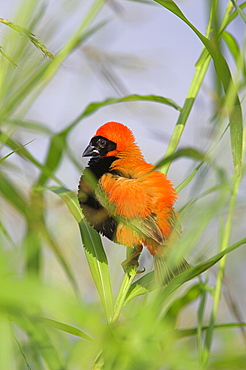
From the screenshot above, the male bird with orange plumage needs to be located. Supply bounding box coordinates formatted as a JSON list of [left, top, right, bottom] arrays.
[[78, 121, 188, 285]]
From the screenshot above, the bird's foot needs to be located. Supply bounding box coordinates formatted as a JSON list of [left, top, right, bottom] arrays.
[[121, 245, 145, 274]]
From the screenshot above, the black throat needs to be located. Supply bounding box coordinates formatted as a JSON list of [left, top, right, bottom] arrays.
[[87, 156, 118, 179]]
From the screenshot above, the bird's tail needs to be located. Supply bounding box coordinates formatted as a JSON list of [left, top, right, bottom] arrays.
[[154, 255, 189, 286]]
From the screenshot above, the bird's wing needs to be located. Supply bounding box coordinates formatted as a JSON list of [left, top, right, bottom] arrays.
[[130, 214, 167, 245]]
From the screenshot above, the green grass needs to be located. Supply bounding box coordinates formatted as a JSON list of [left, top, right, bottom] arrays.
[[1, 0, 246, 369]]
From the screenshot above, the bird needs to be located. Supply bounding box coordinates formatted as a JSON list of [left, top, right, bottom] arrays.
[[78, 121, 188, 285]]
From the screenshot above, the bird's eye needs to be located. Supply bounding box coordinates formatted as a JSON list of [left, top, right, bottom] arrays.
[[97, 138, 107, 148]]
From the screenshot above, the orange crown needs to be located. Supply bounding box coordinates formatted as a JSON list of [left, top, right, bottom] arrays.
[[95, 122, 136, 152]]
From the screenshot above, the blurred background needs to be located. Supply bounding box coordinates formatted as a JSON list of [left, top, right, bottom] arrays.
[[1, 0, 246, 362]]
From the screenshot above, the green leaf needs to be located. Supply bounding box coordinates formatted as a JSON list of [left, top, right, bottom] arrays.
[[230, 0, 246, 23], [154, 147, 206, 171], [0, 221, 15, 248], [81, 94, 182, 116], [14, 316, 65, 369], [48, 187, 114, 322], [41, 225, 79, 293], [0, 175, 28, 215], [5, 119, 53, 135], [0, 314, 14, 369], [125, 272, 155, 303], [222, 31, 240, 62], [36, 131, 67, 186], [0, 131, 62, 186], [47, 187, 83, 223], [165, 284, 203, 322], [222, 31, 246, 78], [176, 162, 203, 193], [41, 317, 94, 341], [79, 220, 114, 322], [64, 94, 182, 134], [0, 139, 35, 164], [226, 2, 246, 26], [178, 185, 223, 214], [177, 322, 246, 339]]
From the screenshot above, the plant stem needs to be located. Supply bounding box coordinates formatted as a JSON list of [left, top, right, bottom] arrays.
[[112, 268, 138, 323], [201, 170, 242, 368], [92, 249, 138, 369], [161, 50, 211, 175]]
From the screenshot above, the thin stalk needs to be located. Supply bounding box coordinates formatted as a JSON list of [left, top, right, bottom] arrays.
[[161, 53, 211, 175], [92, 249, 138, 369], [92, 246, 139, 368], [112, 265, 138, 322], [197, 275, 209, 367], [201, 170, 242, 368]]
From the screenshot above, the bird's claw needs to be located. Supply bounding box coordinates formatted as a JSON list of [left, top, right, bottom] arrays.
[[137, 266, 145, 274], [121, 260, 145, 274]]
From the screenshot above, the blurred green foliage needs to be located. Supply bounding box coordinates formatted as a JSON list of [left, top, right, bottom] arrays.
[[0, 0, 246, 369]]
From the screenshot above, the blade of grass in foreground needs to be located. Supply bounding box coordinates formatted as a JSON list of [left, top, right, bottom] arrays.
[[41, 318, 94, 342], [153, 147, 206, 171], [0, 276, 100, 368], [0, 170, 77, 288], [48, 187, 114, 322], [0, 314, 14, 369], [177, 322, 246, 339], [14, 316, 65, 369], [0, 139, 35, 164], [231, 0, 246, 23], [0, 131, 63, 186]]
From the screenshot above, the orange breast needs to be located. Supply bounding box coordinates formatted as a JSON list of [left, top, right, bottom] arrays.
[[99, 159, 178, 256]]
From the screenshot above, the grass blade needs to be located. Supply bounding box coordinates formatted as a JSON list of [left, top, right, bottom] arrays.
[[230, 0, 246, 23], [153, 147, 206, 171], [63, 94, 182, 134], [0, 315, 14, 369], [81, 94, 181, 116], [177, 322, 246, 338], [41, 317, 94, 341], [14, 316, 65, 369], [0, 131, 62, 186], [36, 132, 67, 186], [0, 139, 35, 164]]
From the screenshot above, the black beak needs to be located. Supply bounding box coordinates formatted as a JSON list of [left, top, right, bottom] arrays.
[[82, 143, 100, 157]]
